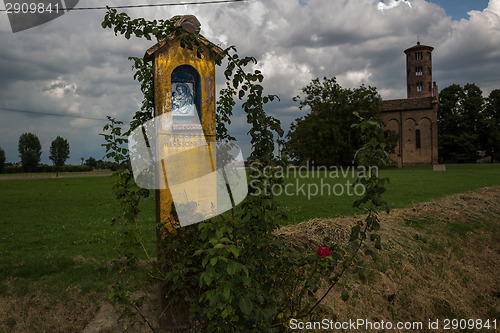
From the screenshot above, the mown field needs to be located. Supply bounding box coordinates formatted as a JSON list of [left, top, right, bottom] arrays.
[[0, 164, 499, 295], [0, 163, 499, 331], [279, 163, 500, 223]]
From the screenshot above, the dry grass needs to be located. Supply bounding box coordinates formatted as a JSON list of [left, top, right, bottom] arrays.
[[278, 186, 500, 331]]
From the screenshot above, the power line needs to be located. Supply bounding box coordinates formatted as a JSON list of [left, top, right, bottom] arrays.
[[1, 107, 256, 137], [0, 0, 246, 12], [0, 106, 129, 123]]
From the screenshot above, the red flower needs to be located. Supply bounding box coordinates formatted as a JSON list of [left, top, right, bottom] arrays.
[[317, 247, 331, 257]]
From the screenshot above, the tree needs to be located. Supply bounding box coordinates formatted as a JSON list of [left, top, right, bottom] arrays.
[[85, 157, 97, 169], [49, 136, 70, 167], [18, 133, 42, 172], [0, 147, 5, 173], [285, 77, 396, 165], [438, 83, 484, 163], [481, 89, 500, 162]]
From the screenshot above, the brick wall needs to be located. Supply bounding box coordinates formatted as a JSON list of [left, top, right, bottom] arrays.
[[381, 98, 438, 166]]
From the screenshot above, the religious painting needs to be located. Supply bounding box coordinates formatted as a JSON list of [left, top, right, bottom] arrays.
[[172, 82, 196, 117]]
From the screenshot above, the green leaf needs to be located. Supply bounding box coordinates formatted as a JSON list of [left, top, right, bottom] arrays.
[[341, 289, 349, 302], [202, 256, 210, 268], [222, 285, 231, 301], [239, 298, 253, 316], [241, 276, 251, 286], [226, 261, 237, 276], [228, 246, 239, 258], [350, 225, 361, 241]]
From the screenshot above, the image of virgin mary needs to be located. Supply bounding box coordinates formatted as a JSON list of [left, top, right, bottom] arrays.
[[172, 82, 196, 117]]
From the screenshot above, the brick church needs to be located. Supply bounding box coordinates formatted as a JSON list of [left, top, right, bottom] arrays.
[[381, 42, 439, 166]]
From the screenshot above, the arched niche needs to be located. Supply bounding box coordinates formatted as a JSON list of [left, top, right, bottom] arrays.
[[417, 117, 432, 150], [171, 65, 202, 122], [386, 119, 400, 134]]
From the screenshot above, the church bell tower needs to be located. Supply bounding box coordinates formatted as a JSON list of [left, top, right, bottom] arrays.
[[404, 42, 436, 99]]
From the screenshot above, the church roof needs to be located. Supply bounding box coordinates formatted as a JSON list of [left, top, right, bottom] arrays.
[[404, 41, 434, 54], [382, 97, 436, 112]]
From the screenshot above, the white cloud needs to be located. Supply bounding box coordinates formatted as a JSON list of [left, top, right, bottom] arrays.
[[486, 0, 500, 17], [43, 78, 77, 98], [378, 0, 412, 11], [337, 69, 373, 88]]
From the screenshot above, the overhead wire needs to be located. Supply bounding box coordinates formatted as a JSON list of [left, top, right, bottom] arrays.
[[0, 0, 246, 12], [0, 106, 129, 123], [0, 107, 249, 135]]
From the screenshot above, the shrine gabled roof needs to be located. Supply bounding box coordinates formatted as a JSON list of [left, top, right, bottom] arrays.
[[143, 15, 224, 62]]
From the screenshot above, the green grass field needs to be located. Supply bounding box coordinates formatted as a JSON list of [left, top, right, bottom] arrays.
[[0, 163, 499, 296], [278, 163, 500, 223], [0, 176, 156, 296]]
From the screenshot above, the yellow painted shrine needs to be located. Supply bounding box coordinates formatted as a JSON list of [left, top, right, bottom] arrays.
[[143, 15, 224, 233]]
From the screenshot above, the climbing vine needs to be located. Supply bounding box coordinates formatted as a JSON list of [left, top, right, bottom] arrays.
[[101, 8, 390, 332]]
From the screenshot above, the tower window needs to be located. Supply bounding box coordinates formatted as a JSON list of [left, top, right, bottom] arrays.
[[416, 66, 423, 76], [416, 130, 421, 149], [416, 82, 423, 92], [416, 52, 423, 60]]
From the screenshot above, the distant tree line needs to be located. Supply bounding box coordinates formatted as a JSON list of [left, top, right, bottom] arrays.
[[2, 164, 93, 174], [84, 157, 117, 170], [438, 84, 500, 163], [0, 133, 116, 174]]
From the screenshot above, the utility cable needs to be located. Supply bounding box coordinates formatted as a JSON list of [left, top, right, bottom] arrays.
[[0, 106, 128, 123], [0, 0, 246, 12]]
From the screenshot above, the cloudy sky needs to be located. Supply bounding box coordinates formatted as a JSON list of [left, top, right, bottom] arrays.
[[0, 0, 498, 164]]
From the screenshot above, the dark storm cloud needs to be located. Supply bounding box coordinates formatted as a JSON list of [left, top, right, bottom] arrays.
[[1, 0, 499, 164]]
